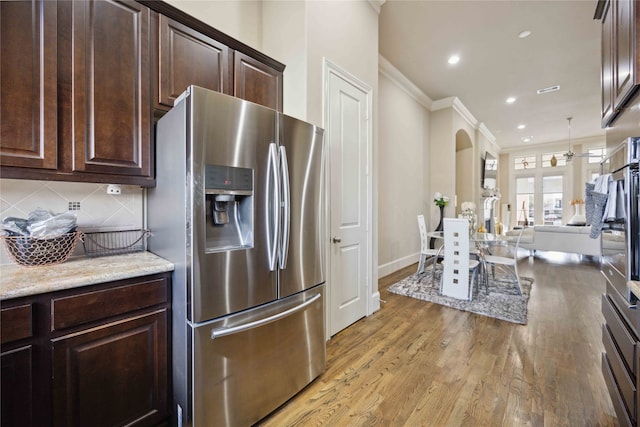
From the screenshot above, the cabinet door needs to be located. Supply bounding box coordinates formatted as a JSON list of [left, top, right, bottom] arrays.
[[71, 0, 152, 178], [52, 308, 169, 427], [1, 346, 34, 427], [0, 0, 57, 170], [613, 0, 639, 108], [234, 51, 283, 111], [156, 15, 230, 110], [601, 0, 615, 127], [1, 303, 35, 427]]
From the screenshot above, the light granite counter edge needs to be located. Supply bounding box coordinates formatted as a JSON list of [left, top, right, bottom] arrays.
[[629, 281, 640, 301], [1, 252, 174, 300]]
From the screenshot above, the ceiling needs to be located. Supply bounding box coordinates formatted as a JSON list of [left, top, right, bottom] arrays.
[[378, 0, 604, 150]]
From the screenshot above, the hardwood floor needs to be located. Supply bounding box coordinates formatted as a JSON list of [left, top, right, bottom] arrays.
[[258, 252, 618, 426]]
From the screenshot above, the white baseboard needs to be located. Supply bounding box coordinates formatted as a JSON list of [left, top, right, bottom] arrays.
[[377, 252, 419, 279]]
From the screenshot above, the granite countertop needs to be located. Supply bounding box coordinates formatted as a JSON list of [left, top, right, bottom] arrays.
[[629, 281, 640, 300], [0, 251, 174, 300]]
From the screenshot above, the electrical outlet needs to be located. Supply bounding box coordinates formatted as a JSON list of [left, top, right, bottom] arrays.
[[107, 184, 121, 195]]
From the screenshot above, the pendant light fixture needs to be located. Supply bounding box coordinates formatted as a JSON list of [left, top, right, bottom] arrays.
[[564, 117, 575, 162], [550, 154, 558, 167]]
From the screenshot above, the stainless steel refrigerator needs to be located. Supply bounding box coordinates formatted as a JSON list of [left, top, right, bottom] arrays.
[[147, 86, 326, 427]]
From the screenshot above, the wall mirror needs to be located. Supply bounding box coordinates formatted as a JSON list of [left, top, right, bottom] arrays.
[[482, 152, 497, 189]]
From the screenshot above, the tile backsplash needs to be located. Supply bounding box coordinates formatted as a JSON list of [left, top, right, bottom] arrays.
[[0, 179, 144, 265]]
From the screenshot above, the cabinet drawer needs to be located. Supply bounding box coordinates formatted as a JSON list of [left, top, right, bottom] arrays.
[[603, 293, 637, 374], [52, 277, 169, 331], [603, 324, 637, 418], [1, 304, 32, 345], [603, 353, 635, 427]]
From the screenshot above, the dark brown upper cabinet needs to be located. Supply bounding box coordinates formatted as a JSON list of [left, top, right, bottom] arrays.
[[1, 0, 284, 186], [155, 14, 231, 111], [1, 0, 154, 186], [68, 0, 153, 180], [234, 51, 283, 111], [142, 0, 284, 114], [0, 1, 58, 170], [598, 0, 640, 127]]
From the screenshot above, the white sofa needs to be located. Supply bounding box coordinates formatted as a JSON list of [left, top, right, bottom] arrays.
[[507, 225, 601, 256]]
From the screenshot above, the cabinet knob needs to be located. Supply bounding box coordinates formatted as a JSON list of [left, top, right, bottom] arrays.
[[332, 237, 342, 244]]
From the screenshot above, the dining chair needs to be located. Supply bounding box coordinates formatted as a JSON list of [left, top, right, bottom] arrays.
[[483, 226, 525, 295], [440, 218, 479, 300], [416, 214, 441, 277]]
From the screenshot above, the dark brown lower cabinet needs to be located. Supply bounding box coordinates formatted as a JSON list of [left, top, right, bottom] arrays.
[[602, 292, 638, 426], [52, 309, 168, 427], [1, 346, 34, 427], [0, 273, 171, 427]]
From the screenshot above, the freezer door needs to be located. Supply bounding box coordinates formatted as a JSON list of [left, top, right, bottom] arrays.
[[191, 285, 326, 427], [278, 114, 326, 298], [189, 86, 279, 322]]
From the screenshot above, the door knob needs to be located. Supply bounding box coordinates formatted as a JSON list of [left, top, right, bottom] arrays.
[[332, 237, 342, 243]]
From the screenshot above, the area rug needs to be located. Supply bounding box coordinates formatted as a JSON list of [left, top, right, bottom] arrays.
[[387, 271, 533, 325]]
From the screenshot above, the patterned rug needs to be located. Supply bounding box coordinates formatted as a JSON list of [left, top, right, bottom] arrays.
[[387, 271, 533, 325]]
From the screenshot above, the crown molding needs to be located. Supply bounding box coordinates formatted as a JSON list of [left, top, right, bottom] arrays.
[[432, 97, 479, 130], [368, 0, 385, 14], [379, 54, 432, 109]]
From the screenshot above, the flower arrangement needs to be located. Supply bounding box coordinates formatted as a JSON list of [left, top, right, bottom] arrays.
[[459, 201, 477, 235], [433, 192, 449, 208], [570, 199, 585, 206], [460, 201, 476, 213]]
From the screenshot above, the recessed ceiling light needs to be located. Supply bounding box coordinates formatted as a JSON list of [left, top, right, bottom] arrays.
[[518, 30, 532, 39], [506, 97, 516, 104], [448, 55, 460, 65], [517, 124, 526, 130], [521, 136, 533, 143]]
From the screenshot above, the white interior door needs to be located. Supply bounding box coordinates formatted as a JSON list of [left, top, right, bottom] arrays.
[[326, 63, 371, 336]]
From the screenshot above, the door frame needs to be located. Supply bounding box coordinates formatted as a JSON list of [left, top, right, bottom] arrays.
[[322, 58, 377, 339]]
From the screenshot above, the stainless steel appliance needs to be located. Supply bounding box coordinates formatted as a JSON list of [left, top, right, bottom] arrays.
[[600, 137, 639, 319], [147, 86, 326, 427]]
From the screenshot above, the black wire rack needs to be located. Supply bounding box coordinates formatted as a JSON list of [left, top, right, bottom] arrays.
[[82, 229, 150, 258]]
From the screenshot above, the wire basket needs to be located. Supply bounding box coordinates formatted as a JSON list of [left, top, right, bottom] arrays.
[[82, 229, 150, 258], [1, 231, 83, 267]]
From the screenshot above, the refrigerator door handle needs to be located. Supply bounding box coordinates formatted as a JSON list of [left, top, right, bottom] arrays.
[[279, 145, 290, 269], [210, 293, 322, 339], [268, 142, 280, 271]]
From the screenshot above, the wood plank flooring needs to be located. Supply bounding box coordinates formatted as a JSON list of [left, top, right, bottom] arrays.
[[258, 252, 618, 426]]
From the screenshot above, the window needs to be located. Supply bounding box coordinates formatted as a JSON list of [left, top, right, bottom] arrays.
[[542, 152, 567, 167], [514, 155, 536, 170], [516, 177, 535, 226], [542, 175, 563, 225], [588, 147, 606, 164]]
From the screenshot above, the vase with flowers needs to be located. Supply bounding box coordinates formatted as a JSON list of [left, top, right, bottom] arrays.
[[459, 201, 477, 236], [430, 192, 449, 248]]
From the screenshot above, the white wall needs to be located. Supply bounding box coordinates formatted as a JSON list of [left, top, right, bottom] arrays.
[[377, 72, 429, 276], [165, 0, 263, 51]]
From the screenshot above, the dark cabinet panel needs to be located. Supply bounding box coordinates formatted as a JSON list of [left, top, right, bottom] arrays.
[[71, 0, 152, 178], [52, 309, 169, 427], [602, 0, 615, 126], [0, 0, 57, 170], [1, 304, 32, 345], [1, 346, 34, 427], [599, 0, 640, 127], [234, 51, 283, 111], [156, 14, 231, 110], [614, 0, 638, 107]]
